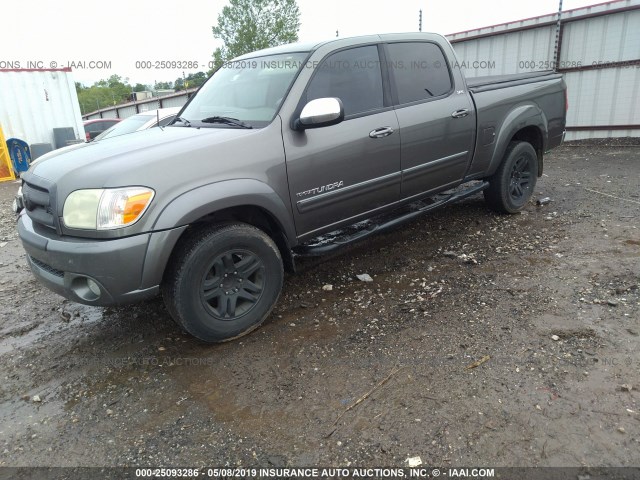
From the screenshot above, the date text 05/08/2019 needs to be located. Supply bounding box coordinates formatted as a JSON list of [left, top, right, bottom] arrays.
[[134, 467, 496, 478]]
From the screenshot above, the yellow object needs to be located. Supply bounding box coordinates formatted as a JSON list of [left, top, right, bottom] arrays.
[[0, 124, 16, 182], [123, 190, 154, 224]]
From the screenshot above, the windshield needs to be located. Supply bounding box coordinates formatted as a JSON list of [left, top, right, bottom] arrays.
[[94, 114, 154, 141], [180, 52, 308, 128]]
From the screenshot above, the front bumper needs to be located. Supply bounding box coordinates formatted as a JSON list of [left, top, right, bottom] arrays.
[[17, 214, 160, 306]]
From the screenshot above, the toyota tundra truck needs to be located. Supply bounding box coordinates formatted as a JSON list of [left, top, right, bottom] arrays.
[[14, 33, 567, 342]]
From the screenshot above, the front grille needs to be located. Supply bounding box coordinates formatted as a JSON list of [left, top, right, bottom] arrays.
[[22, 180, 56, 230], [29, 256, 64, 278]]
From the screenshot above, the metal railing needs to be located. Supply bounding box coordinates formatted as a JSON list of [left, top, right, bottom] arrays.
[[82, 88, 198, 120]]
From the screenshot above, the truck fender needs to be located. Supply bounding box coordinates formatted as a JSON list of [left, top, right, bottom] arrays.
[[151, 179, 297, 244], [139, 180, 298, 289], [487, 103, 548, 176]]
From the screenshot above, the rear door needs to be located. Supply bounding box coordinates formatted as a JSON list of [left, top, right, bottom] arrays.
[[385, 42, 475, 198], [282, 44, 401, 237]]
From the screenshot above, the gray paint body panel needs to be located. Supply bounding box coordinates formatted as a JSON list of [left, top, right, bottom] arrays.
[[18, 214, 155, 306]]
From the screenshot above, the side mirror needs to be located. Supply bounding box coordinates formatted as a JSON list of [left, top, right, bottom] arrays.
[[294, 98, 344, 130]]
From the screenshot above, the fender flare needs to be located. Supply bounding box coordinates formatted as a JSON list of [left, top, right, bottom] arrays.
[[152, 179, 297, 244], [487, 103, 548, 176]]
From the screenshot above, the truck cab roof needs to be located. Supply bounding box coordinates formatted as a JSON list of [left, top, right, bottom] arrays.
[[232, 32, 450, 61]]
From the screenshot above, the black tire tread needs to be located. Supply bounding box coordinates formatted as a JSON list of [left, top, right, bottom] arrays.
[[484, 141, 538, 214], [161, 222, 283, 342]]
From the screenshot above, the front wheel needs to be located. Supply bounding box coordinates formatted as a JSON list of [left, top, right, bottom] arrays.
[[484, 141, 538, 213], [162, 223, 284, 343]]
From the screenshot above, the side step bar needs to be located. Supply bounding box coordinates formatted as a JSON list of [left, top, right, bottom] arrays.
[[295, 181, 489, 257]]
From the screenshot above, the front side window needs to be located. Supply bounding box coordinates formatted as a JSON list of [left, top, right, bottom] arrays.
[[306, 45, 384, 117], [180, 52, 308, 128], [386, 42, 452, 104]]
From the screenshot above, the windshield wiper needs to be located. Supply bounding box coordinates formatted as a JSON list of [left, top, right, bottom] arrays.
[[201, 116, 252, 129], [173, 116, 192, 127]]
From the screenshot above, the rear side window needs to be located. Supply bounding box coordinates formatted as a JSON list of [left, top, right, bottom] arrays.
[[386, 42, 452, 104], [85, 122, 102, 133], [306, 45, 384, 117]]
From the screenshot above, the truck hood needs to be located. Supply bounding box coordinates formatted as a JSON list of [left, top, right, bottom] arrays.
[[30, 126, 254, 184], [23, 120, 286, 223], [29, 142, 88, 167]]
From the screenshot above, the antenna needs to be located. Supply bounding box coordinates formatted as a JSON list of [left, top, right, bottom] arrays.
[[419, 9, 423, 32]]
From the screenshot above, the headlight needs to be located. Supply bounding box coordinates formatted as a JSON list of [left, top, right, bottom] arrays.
[[63, 187, 155, 230]]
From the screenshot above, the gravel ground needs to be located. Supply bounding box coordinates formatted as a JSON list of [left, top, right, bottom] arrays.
[[0, 143, 638, 469]]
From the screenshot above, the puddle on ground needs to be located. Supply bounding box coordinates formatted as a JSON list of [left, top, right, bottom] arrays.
[[0, 305, 104, 355]]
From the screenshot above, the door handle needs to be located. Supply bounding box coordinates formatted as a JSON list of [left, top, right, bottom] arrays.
[[451, 109, 470, 119], [369, 127, 394, 138]]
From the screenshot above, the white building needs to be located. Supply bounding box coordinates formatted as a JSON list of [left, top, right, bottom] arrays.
[[0, 68, 84, 147]]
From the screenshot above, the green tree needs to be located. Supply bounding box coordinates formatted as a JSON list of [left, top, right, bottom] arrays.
[[105, 75, 133, 103], [76, 76, 141, 114], [175, 72, 208, 90], [211, 0, 300, 70], [154, 81, 174, 90]]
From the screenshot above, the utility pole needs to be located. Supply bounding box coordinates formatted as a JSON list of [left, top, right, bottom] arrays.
[[419, 9, 422, 32], [553, 0, 563, 70]]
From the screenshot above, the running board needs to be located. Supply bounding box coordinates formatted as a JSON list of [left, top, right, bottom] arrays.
[[295, 181, 489, 257]]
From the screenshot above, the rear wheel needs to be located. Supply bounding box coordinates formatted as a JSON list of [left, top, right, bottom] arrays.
[[162, 223, 283, 343], [484, 141, 538, 213]]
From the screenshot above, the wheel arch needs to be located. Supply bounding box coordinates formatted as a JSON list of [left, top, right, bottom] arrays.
[[141, 180, 297, 289], [184, 204, 296, 273], [488, 104, 548, 178]]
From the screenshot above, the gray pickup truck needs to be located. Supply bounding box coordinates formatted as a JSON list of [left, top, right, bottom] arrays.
[[15, 33, 566, 342]]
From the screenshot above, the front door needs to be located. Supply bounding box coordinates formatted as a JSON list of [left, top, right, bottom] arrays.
[[282, 45, 401, 237]]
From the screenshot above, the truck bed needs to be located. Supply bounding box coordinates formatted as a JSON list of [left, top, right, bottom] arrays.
[[464, 70, 567, 179], [466, 71, 563, 93]]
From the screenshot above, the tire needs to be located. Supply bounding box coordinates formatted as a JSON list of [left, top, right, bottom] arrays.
[[484, 141, 538, 213], [162, 223, 284, 343]]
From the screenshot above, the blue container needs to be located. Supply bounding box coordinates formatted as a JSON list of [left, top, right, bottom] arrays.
[[6, 138, 31, 174]]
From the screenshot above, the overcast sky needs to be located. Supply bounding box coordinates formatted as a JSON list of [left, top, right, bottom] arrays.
[[2, 0, 601, 86]]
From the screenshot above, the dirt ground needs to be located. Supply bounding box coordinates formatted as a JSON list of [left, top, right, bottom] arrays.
[[0, 143, 638, 469]]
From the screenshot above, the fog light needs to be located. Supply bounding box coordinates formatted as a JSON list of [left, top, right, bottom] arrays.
[[71, 276, 102, 301], [87, 278, 101, 296]]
